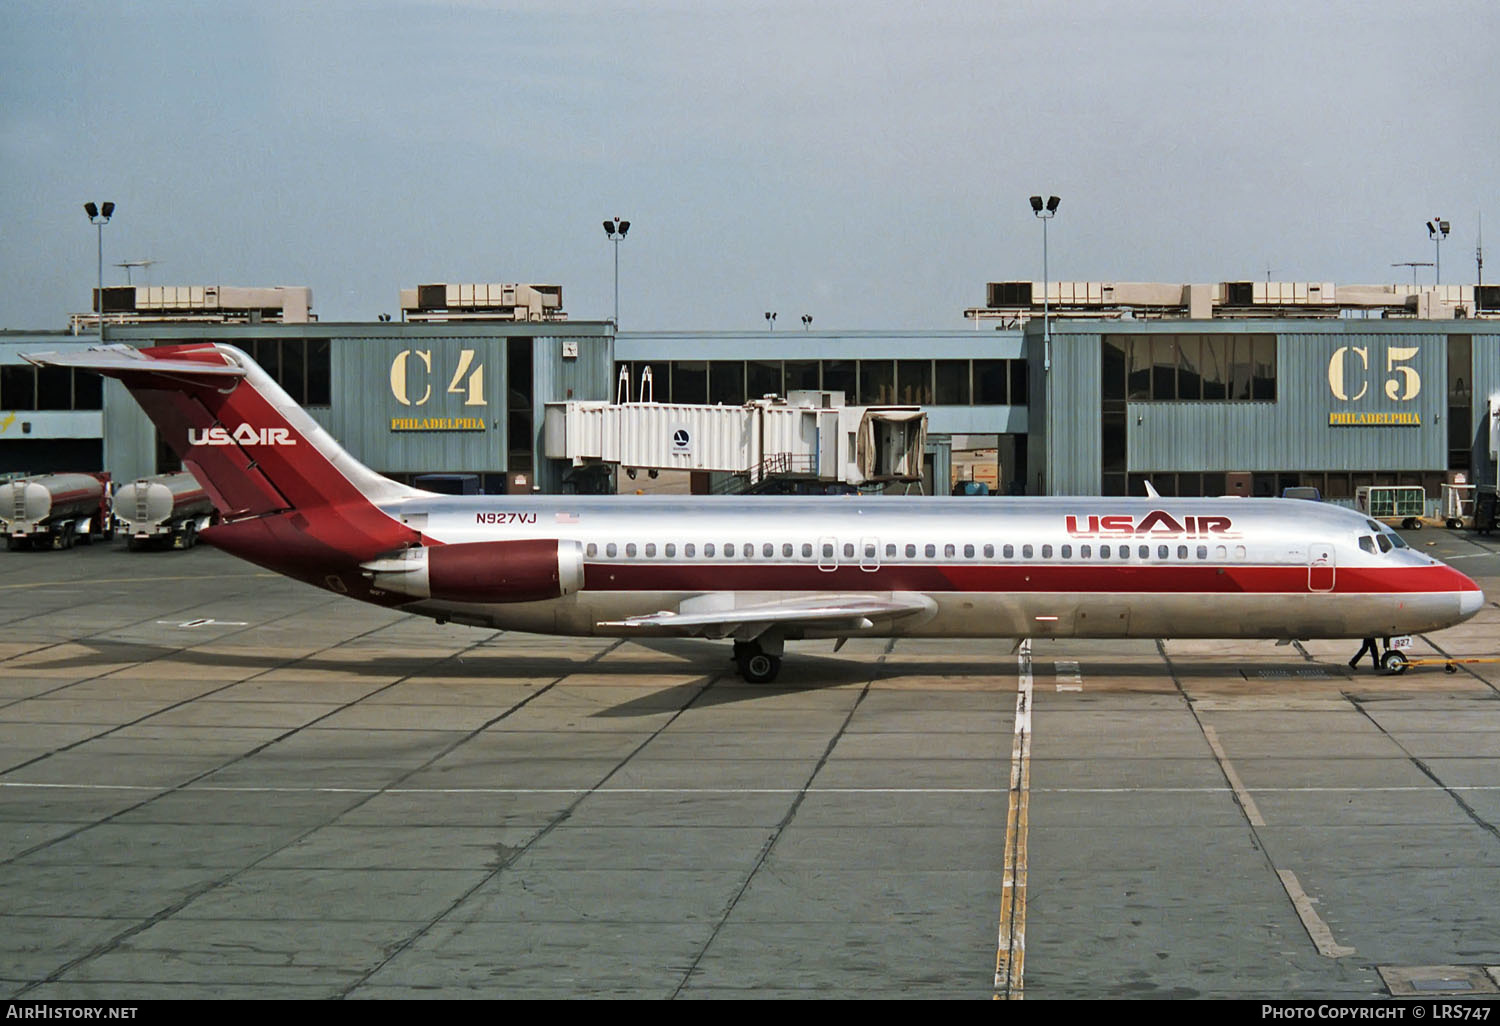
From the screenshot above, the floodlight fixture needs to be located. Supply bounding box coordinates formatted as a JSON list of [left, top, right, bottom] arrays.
[[1428, 216, 1452, 283], [1029, 192, 1060, 370], [84, 201, 116, 340], [603, 217, 632, 325]]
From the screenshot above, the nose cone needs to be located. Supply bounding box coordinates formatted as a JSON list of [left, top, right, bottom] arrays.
[[1460, 584, 1485, 620]]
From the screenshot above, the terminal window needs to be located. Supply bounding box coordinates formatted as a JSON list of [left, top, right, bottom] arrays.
[[1109, 333, 1275, 403]]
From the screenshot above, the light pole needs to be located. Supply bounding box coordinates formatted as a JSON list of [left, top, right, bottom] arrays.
[[764, 311, 777, 330], [801, 314, 812, 330], [602, 217, 630, 326], [1029, 195, 1059, 371], [84, 201, 115, 339], [1392, 262, 1433, 286], [1427, 217, 1450, 284]]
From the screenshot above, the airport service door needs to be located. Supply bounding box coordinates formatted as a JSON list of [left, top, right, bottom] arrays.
[[1308, 545, 1335, 592]]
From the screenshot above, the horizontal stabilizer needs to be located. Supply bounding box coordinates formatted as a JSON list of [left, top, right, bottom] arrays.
[[24, 345, 245, 381]]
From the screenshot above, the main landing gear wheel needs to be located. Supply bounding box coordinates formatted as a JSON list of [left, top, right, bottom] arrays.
[[1380, 650, 1409, 675], [732, 641, 782, 684]]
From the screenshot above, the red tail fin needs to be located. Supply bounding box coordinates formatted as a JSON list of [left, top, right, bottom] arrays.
[[25, 344, 424, 578]]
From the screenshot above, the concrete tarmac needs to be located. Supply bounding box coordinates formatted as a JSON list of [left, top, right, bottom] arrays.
[[1, 530, 1498, 999]]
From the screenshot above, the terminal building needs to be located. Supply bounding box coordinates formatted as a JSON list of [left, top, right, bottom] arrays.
[[2, 278, 1497, 506]]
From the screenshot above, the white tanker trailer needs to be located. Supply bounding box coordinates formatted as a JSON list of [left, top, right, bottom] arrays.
[[2, 473, 113, 551], [114, 471, 214, 550]]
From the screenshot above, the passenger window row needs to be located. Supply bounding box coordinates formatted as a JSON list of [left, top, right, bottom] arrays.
[[583, 541, 1245, 561]]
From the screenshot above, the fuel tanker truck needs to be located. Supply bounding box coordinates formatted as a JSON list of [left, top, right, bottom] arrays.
[[1, 473, 113, 551], [113, 471, 214, 550]]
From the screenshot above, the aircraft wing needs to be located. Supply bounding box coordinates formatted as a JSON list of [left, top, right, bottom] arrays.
[[598, 593, 934, 640]]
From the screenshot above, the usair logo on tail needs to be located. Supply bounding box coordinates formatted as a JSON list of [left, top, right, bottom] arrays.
[[187, 425, 297, 446]]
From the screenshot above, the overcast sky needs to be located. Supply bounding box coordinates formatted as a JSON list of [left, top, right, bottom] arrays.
[[2, 0, 1495, 330]]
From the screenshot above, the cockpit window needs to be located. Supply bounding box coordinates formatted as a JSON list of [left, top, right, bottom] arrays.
[[1358, 536, 1376, 554], [1375, 535, 1393, 553], [1388, 532, 1409, 549]]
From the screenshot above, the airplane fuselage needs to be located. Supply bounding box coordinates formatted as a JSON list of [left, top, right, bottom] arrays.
[[370, 494, 1479, 643]]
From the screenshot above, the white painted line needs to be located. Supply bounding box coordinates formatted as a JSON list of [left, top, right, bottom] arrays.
[[995, 638, 1032, 1000], [1279, 869, 1356, 958], [1202, 724, 1266, 827]]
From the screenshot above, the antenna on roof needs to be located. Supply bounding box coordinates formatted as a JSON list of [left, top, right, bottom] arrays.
[[114, 259, 157, 285]]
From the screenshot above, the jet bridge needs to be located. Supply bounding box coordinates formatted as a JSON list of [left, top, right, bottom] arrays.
[[542, 389, 926, 490]]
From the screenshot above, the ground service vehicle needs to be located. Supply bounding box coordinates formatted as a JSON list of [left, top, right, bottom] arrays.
[[114, 472, 214, 550], [1, 473, 112, 551]]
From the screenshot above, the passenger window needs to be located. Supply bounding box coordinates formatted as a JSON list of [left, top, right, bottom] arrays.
[[844, 542, 855, 559], [1157, 545, 1168, 560], [724, 543, 735, 557], [764, 543, 774, 558], [1215, 545, 1227, 559], [645, 543, 657, 557], [705, 543, 715, 557], [745, 544, 756, 560], [925, 544, 936, 558], [1080, 544, 1091, 558], [783, 543, 793, 558], [801, 543, 812, 558], [1197, 545, 1207, 559], [822, 542, 834, 558], [626, 543, 637, 557], [1060, 545, 1071, 559], [586, 542, 598, 558], [1100, 544, 1110, 558], [606, 543, 618, 558], [1041, 544, 1052, 558], [685, 543, 696, 557], [1022, 544, 1034, 559], [665, 543, 676, 557], [983, 544, 994, 559], [1358, 536, 1376, 554], [944, 543, 956, 558], [886, 543, 897, 558], [1234, 545, 1247, 560], [1138, 545, 1149, 559], [905, 543, 917, 558], [865, 543, 877, 558], [963, 544, 975, 558], [1176, 545, 1187, 559], [1003, 544, 1014, 559]]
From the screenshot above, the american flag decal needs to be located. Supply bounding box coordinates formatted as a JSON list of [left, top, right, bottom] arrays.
[[555, 511, 580, 524]]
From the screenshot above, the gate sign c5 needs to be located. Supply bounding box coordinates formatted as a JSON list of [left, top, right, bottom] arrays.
[[1327, 345, 1421, 403]]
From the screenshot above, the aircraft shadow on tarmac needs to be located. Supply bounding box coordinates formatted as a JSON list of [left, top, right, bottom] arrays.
[[18, 635, 1378, 701]]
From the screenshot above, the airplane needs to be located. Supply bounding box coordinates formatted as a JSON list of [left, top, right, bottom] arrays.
[[24, 342, 1486, 683]]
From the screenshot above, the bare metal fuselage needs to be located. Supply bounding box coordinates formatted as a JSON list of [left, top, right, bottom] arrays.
[[384, 494, 1480, 643]]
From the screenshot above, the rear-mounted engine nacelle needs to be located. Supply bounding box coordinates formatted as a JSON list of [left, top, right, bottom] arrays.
[[361, 539, 584, 603]]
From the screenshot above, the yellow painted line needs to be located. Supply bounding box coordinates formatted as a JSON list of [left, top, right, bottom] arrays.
[[1202, 724, 1265, 827], [0, 573, 275, 591], [1278, 869, 1356, 958], [995, 638, 1032, 1000]]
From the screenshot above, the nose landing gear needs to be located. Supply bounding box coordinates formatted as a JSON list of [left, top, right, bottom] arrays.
[[1350, 636, 1410, 674]]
